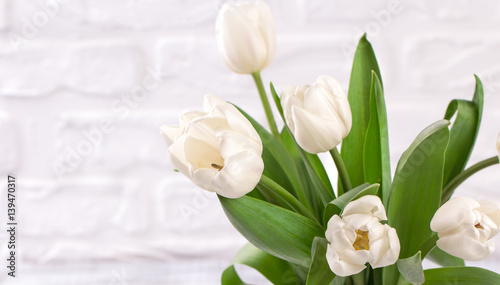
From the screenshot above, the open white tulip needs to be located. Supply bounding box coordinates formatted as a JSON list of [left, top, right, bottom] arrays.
[[280, 75, 352, 154], [160, 94, 264, 198], [431, 196, 500, 261], [215, 0, 276, 74], [325, 195, 400, 277]]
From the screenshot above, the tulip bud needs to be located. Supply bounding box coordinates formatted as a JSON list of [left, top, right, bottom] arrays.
[[431, 196, 500, 261], [280, 75, 352, 154], [325, 195, 400, 277], [160, 94, 264, 198], [215, 0, 276, 74]]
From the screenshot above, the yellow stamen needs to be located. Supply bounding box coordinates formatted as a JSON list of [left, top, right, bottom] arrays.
[[475, 223, 484, 230], [353, 229, 370, 251]]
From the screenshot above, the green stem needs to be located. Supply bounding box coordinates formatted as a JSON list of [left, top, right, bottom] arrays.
[[351, 270, 366, 285], [259, 175, 320, 225], [252, 71, 281, 140], [330, 148, 352, 193], [420, 234, 439, 259], [442, 156, 499, 203]]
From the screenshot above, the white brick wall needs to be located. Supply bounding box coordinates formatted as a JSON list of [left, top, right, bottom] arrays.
[[0, 0, 499, 284]]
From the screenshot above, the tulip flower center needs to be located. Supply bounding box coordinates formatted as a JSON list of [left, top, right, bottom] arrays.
[[211, 163, 224, 171], [353, 229, 370, 251], [475, 223, 484, 230]]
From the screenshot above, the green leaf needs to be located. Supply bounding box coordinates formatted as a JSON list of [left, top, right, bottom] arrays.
[[270, 82, 285, 122], [306, 237, 336, 285], [397, 251, 425, 285], [341, 34, 383, 194], [363, 71, 391, 207], [281, 127, 323, 220], [423, 267, 500, 285], [281, 127, 334, 215], [219, 195, 325, 268], [441, 76, 484, 202], [426, 246, 464, 267], [221, 243, 301, 285], [323, 183, 379, 224], [388, 119, 450, 258], [221, 266, 246, 285], [236, 106, 303, 201]]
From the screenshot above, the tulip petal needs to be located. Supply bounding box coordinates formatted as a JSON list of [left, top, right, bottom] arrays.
[[431, 196, 479, 233], [212, 151, 264, 198], [497, 132, 500, 155], [160, 125, 182, 146], [436, 235, 495, 261], [291, 105, 343, 153], [213, 101, 262, 146], [166, 135, 190, 176], [326, 244, 367, 277], [478, 200, 500, 230], [183, 135, 224, 171], [216, 2, 268, 73], [342, 195, 387, 221], [219, 131, 262, 159], [370, 225, 400, 268]]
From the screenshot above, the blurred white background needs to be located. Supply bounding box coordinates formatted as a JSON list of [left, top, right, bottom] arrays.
[[0, 0, 499, 284]]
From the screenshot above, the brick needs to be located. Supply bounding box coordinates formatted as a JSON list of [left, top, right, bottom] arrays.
[[408, 1, 500, 21], [155, 176, 232, 233], [52, 111, 176, 179], [0, 42, 142, 96], [288, 0, 400, 23], [84, 0, 216, 30], [156, 37, 247, 94], [65, 43, 142, 95], [0, 0, 6, 31], [0, 114, 18, 173], [18, 180, 124, 237], [9, 0, 86, 39], [404, 35, 500, 93]]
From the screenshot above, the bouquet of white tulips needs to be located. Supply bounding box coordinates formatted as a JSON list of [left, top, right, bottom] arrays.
[[161, 1, 500, 284]]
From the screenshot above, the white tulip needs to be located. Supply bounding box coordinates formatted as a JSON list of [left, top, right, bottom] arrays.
[[216, 0, 276, 74], [160, 94, 264, 198], [497, 132, 500, 157], [431, 196, 500, 261], [280, 75, 352, 154], [325, 195, 400, 277]]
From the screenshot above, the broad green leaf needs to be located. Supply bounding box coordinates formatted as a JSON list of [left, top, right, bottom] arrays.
[[423, 267, 500, 285], [221, 243, 301, 285], [281, 127, 334, 218], [426, 246, 464, 267], [388, 120, 450, 258], [236, 106, 303, 201], [281, 127, 322, 219], [397, 252, 424, 285], [221, 266, 246, 285], [363, 72, 391, 207], [323, 183, 379, 224], [340, 34, 383, 194], [383, 264, 402, 285], [441, 76, 484, 202], [306, 237, 335, 285], [219, 195, 325, 267]]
